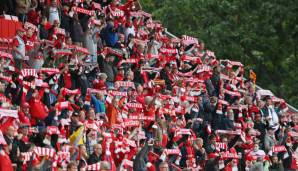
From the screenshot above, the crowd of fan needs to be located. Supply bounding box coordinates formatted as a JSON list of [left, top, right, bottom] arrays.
[[0, 0, 297, 171]]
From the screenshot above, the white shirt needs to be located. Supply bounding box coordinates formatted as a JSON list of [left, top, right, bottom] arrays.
[[249, 149, 266, 157], [268, 106, 279, 126], [13, 35, 25, 59], [49, 7, 60, 25], [124, 26, 135, 42]]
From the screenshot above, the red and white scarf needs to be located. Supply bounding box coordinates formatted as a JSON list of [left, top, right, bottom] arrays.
[[62, 88, 81, 95], [40, 68, 60, 75], [130, 11, 145, 17], [123, 120, 140, 127], [175, 129, 192, 136], [54, 49, 72, 56], [164, 149, 181, 156], [223, 89, 241, 97], [122, 159, 134, 168], [55, 27, 66, 35], [88, 88, 107, 95], [21, 69, 38, 78], [216, 130, 242, 135], [123, 138, 136, 148], [20, 151, 33, 163], [182, 35, 198, 45], [0, 75, 12, 83], [221, 151, 239, 159], [133, 38, 148, 45], [110, 91, 127, 97], [117, 58, 139, 67], [129, 115, 155, 121], [24, 22, 38, 31], [33, 147, 56, 158], [47, 126, 60, 135], [0, 51, 13, 59], [73, 7, 94, 16], [181, 55, 202, 64], [205, 50, 215, 58], [196, 65, 211, 74], [92, 2, 101, 10], [126, 103, 143, 109], [0, 109, 18, 118], [159, 48, 177, 54], [288, 131, 298, 137], [272, 145, 287, 153], [216, 142, 228, 150], [106, 47, 123, 58], [75, 46, 90, 54], [110, 8, 124, 17], [115, 81, 135, 89], [86, 162, 101, 171], [55, 101, 71, 111]]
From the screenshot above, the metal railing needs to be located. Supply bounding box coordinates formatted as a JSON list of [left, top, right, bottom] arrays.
[[164, 29, 298, 113]]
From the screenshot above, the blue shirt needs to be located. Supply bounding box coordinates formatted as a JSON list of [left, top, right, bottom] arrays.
[[91, 95, 106, 113]]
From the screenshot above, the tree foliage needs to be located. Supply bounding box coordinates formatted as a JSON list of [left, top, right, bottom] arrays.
[[140, 0, 298, 107]]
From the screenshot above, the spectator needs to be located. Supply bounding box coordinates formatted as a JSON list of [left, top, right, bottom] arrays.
[[88, 144, 102, 165], [124, 21, 135, 43], [0, 141, 14, 171], [160, 63, 172, 90], [269, 155, 284, 171], [77, 144, 88, 169], [12, 28, 26, 69], [15, 0, 37, 23], [159, 162, 169, 171], [91, 92, 106, 114], [100, 161, 111, 171], [106, 97, 119, 127], [70, 13, 84, 46], [249, 143, 266, 157], [261, 96, 279, 129], [93, 73, 107, 90], [60, 5, 71, 33], [205, 153, 220, 171], [39, 16, 50, 40], [101, 19, 119, 48], [264, 126, 276, 153], [100, 55, 117, 88], [46, 0, 60, 25], [66, 161, 78, 171], [84, 26, 97, 63]]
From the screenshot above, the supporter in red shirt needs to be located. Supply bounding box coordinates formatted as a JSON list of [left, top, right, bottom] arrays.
[[0, 144, 14, 171]]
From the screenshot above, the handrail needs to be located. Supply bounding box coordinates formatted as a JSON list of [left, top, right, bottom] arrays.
[[164, 29, 298, 113]]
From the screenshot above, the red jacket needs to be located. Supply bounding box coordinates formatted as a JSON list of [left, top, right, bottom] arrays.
[[29, 88, 48, 120], [63, 72, 72, 89], [0, 152, 13, 171]]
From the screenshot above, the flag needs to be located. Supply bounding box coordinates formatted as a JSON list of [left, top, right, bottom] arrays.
[[249, 70, 256, 84], [68, 126, 84, 146]]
